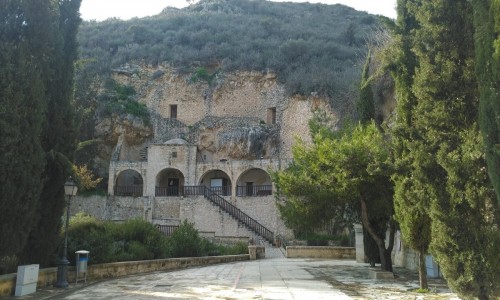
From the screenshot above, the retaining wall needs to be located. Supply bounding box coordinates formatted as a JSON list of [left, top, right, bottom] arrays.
[[0, 255, 249, 297], [285, 246, 355, 259]]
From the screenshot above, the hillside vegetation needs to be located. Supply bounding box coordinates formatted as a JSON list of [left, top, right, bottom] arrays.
[[76, 0, 380, 102]]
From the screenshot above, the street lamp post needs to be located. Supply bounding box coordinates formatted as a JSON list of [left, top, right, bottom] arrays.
[[55, 177, 78, 288]]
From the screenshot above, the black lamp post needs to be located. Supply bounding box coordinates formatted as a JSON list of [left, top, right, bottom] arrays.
[[55, 177, 78, 288]]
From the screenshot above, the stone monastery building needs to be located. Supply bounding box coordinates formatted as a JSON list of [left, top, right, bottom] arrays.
[[77, 66, 337, 244]]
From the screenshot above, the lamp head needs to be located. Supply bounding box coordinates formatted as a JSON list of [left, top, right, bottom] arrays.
[[64, 177, 78, 196]]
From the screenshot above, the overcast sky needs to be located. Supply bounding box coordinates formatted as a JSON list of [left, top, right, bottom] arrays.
[[79, 0, 397, 21]]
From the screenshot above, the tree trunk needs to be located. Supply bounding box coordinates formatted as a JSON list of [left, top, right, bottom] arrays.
[[360, 198, 393, 272], [418, 250, 428, 290]]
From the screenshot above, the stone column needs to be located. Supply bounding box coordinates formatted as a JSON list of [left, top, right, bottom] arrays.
[[354, 224, 365, 263]]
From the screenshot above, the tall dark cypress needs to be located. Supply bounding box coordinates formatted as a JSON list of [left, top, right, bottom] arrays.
[[472, 0, 500, 205], [0, 0, 48, 260], [408, 0, 498, 298], [19, 0, 82, 266], [357, 50, 375, 124], [388, 0, 432, 290]]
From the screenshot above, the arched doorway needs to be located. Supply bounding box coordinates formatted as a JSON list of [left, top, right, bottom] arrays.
[[114, 169, 143, 197], [156, 168, 185, 196], [200, 169, 232, 196], [236, 168, 272, 196]]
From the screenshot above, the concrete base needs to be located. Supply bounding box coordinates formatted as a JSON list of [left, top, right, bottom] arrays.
[[248, 246, 265, 260], [368, 268, 394, 279]]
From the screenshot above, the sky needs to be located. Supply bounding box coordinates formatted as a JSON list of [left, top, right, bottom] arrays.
[[79, 0, 397, 21]]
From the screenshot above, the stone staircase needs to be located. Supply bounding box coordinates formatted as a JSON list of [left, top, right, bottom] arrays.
[[203, 187, 275, 244]]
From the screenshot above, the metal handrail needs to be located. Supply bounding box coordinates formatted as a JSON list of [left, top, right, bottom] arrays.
[[236, 185, 272, 196], [203, 187, 274, 243]]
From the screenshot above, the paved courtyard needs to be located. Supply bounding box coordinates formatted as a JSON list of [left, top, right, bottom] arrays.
[[13, 258, 460, 300]]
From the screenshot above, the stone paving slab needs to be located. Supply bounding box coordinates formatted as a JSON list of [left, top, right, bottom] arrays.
[[8, 258, 460, 300]]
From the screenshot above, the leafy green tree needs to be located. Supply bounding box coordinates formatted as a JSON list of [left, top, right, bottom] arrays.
[[274, 122, 396, 271], [355, 49, 386, 267]]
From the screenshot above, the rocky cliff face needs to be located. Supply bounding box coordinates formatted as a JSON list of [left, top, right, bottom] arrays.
[[94, 63, 337, 177]]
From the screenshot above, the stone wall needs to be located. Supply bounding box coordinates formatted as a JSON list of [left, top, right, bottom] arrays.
[[0, 255, 249, 297], [70, 195, 148, 221], [286, 246, 355, 259], [71, 193, 293, 240]]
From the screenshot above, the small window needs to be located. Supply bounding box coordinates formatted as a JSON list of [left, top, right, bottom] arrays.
[[172, 152, 177, 158], [267, 107, 276, 124], [170, 105, 177, 119]]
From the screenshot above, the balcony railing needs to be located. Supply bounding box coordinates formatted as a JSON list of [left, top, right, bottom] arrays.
[[117, 185, 270, 197], [209, 185, 231, 196], [155, 186, 181, 196], [115, 185, 143, 197], [236, 185, 272, 197], [154, 186, 229, 197], [183, 185, 205, 196]]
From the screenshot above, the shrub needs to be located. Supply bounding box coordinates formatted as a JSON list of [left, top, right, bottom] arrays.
[[66, 218, 113, 264], [63, 217, 247, 266], [168, 220, 203, 257], [219, 242, 248, 255], [65, 218, 170, 264]]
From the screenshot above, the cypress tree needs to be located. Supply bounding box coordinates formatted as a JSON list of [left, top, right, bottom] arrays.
[[472, 0, 500, 205], [19, 0, 82, 266], [388, 0, 432, 290], [0, 0, 47, 259], [407, 0, 499, 298], [357, 50, 375, 124]]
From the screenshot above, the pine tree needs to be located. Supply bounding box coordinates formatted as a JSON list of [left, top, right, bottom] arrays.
[[274, 122, 396, 271], [356, 50, 387, 268]]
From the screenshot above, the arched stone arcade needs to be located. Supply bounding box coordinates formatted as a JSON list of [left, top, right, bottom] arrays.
[[156, 168, 185, 196], [114, 169, 144, 197], [236, 168, 272, 196], [199, 169, 232, 196]]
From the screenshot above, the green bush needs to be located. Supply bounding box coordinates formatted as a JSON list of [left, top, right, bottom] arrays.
[[66, 218, 114, 264], [100, 80, 150, 125], [218, 242, 249, 255], [65, 217, 169, 264], [295, 232, 352, 247], [168, 220, 203, 257], [64, 217, 247, 265]]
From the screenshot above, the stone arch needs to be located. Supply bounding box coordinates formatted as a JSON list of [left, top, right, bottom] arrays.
[[236, 168, 272, 196], [199, 169, 232, 196], [156, 168, 185, 196], [114, 169, 144, 197]]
